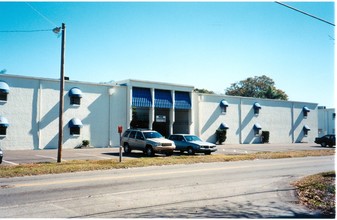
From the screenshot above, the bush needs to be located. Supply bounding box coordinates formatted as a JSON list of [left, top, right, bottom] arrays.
[[82, 140, 90, 147], [261, 131, 270, 143], [216, 129, 227, 144]]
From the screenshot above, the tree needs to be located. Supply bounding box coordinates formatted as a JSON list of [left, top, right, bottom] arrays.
[[194, 88, 214, 94], [225, 75, 288, 100], [0, 69, 6, 74]]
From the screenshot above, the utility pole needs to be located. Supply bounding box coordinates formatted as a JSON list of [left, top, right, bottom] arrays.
[[57, 23, 66, 163]]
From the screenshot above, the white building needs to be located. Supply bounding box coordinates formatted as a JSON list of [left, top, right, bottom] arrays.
[[0, 74, 318, 150], [317, 106, 335, 136]]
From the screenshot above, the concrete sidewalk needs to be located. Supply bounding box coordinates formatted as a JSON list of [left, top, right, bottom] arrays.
[[1, 143, 333, 165]]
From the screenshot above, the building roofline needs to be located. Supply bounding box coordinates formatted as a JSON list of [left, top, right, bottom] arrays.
[[114, 79, 195, 91], [195, 92, 318, 106], [0, 74, 113, 88]]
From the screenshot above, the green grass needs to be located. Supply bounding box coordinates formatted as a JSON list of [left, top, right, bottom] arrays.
[[0, 149, 334, 178], [293, 171, 335, 216]]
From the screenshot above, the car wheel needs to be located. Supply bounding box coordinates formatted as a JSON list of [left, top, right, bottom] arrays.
[[146, 147, 154, 157], [187, 147, 195, 155], [124, 143, 131, 154], [321, 142, 327, 147]]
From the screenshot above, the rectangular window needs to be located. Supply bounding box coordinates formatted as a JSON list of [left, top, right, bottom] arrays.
[[0, 127, 7, 135], [70, 127, 80, 135], [304, 129, 308, 136], [221, 106, 227, 114], [303, 111, 308, 118], [0, 93, 7, 101], [70, 97, 81, 105]]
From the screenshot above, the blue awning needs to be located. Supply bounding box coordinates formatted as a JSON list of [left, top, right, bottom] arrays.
[[132, 87, 152, 107], [0, 116, 9, 127], [254, 123, 262, 130], [69, 87, 82, 98], [220, 123, 229, 130], [68, 118, 83, 128], [175, 91, 191, 109], [220, 100, 229, 107], [253, 102, 261, 109], [155, 89, 172, 109], [303, 125, 310, 131], [303, 106, 310, 112], [0, 81, 9, 94]]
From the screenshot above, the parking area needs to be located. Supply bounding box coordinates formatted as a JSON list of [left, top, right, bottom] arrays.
[[0, 143, 334, 166]]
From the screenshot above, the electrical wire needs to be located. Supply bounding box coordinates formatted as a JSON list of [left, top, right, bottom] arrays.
[[0, 29, 54, 33], [275, 1, 335, 27], [25, 2, 57, 27], [0, 3, 59, 34]]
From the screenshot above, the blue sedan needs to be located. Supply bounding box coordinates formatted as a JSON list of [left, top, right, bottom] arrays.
[[168, 134, 217, 155]]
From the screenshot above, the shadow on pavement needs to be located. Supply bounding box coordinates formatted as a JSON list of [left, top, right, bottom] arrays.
[[79, 198, 333, 218]]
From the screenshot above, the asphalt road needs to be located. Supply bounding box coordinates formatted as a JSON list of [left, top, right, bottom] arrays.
[[1, 143, 332, 165], [0, 155, 334, 218]]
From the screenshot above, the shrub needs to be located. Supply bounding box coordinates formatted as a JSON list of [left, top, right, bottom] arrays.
[[216, 129, 227, 144], [261, 131, 270, 143], [82, 140, 90, 147]]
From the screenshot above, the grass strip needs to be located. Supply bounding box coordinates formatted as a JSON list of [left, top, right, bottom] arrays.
[[0, 149, 334, 178], [293, 171, 335, 217]]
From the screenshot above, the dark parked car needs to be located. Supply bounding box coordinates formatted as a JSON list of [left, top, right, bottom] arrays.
[[315, 134, 335, 147], [121, 129, 175, 156], [0, 148, 3, 164], [169, 134, 217, 155]]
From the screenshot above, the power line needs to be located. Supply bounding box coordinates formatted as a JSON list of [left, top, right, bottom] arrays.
[[275, 1, 335, 27], [25, 2, 57, 27], [0, 29, 54, 33]]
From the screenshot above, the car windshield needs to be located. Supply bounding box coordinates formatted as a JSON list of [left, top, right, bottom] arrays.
[[185, 135, 202, 142], [143, 131, 163, 139]]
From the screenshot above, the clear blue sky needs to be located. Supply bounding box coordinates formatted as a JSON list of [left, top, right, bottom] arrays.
[[0, 1, 335, 107]]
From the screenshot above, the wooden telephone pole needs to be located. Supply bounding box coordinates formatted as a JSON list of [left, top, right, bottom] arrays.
[[57, 23, 66, 163]]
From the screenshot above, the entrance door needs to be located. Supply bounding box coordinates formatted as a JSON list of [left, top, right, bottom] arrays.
[[153, 108, 170, 137], [173, 109, 190, 134]]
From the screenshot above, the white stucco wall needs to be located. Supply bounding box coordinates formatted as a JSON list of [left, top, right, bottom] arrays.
[[109, 86, 128, 147], [318, 107, 335, 136], [0, 76, 40, 150], [194, 93, 318, 144], [0, 74, 319, 150], [194, 94, 241, 144], [292, 102, 318, 143], [0, 75, 113, 150]]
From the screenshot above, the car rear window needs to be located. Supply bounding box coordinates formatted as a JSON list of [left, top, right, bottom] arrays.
[[143, 131, 163, 139], [185, 135, 202, 141], [123, 130, 131, 137], [129, 131, 137, 138]]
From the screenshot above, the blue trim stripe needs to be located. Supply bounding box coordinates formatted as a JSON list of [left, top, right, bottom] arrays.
[[155, 89, 172, 109], [175, 91, 191, 109], [132, 87, 152, 107]]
